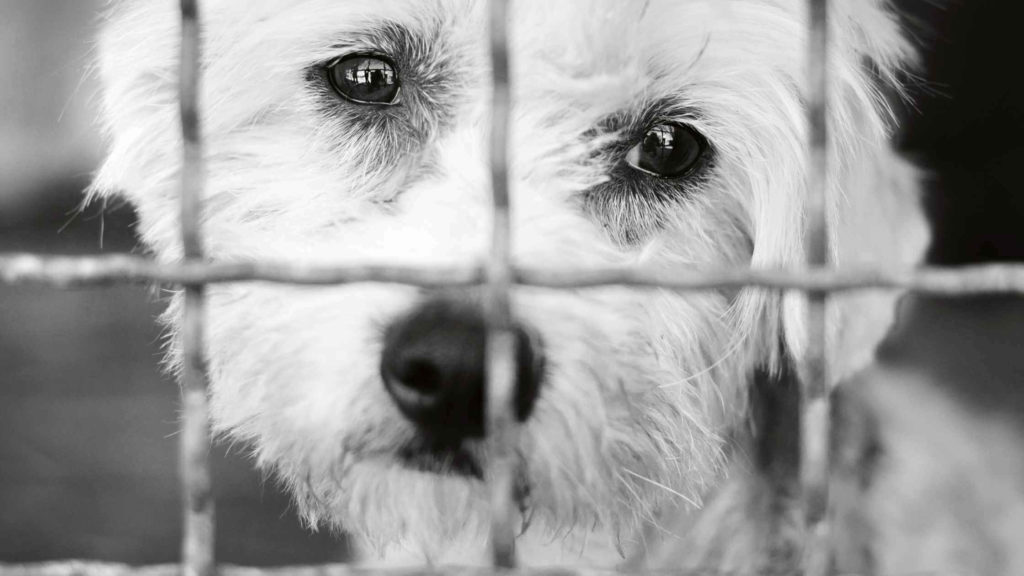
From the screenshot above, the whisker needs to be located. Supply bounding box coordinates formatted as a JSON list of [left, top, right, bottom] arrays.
[[622, 468, 701, 509]]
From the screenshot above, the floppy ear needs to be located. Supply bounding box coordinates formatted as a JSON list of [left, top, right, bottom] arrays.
[[781, 149, 930, 381], [781, 0, 930, 382], [825, 152, 930, 379]]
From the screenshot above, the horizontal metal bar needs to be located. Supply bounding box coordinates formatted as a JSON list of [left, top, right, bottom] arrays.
[[0, 254, 483, 288], [0, 562, 967, 576], [2, 253, 1024, 295]]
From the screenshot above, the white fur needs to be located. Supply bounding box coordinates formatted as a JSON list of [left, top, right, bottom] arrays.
[[92, 0, 943, 570]]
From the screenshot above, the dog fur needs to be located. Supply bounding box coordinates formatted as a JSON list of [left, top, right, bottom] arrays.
[[90, 0, 1024, 573]]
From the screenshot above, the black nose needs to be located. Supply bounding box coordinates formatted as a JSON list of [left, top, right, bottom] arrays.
[[380, 297, 544, 442]]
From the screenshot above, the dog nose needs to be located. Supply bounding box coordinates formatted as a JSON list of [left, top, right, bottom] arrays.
[[380, 297, 544, 441]]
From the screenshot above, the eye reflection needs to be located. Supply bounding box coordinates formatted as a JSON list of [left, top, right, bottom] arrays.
[[327, 54, 401, 105], [347, 59, 396, 87], [626, 123, 706, 178]]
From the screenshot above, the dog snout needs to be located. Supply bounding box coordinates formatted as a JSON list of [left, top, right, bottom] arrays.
[[380, 297, 545, 442]]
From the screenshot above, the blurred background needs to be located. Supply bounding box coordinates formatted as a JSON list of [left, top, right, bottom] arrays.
[[0, 0, 345, 565], [0, 0, 1021, 566]]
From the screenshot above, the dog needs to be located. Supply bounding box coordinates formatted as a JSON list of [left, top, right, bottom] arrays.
[[91, 0, 1024, 573]]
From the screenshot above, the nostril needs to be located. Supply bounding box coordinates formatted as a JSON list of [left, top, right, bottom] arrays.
[[381, 353, 448, 420], [393, 357, 443, 395], [513, 325, 545, 422]]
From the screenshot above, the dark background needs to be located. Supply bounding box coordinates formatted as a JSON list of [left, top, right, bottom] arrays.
[[1, 0, 1022, 565], [881, 0, 1024, 420]]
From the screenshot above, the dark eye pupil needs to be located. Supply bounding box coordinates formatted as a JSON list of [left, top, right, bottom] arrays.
[[632, 123, 705, 178], [328, 55, 400, 105]]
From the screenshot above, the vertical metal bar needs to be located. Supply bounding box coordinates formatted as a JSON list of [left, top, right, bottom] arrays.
[[179, 1, 215, 576], [485, 0, 518, 568], [802, 1, 832, 575]]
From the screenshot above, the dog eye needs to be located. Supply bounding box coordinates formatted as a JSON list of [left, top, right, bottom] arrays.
[[327, 54, 401, 105], [625, 123, 706, 178]]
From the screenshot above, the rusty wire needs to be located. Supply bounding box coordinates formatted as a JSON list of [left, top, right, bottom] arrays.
[[177, 1, 215, 576], [0, 561, 972, 576], [2, 0, 1023, 575], [800, 1, 832, 574], [3, 253, 1024, 295], [484, 0, 519, 568]]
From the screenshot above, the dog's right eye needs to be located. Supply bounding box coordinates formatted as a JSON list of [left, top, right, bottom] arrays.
[[625, 123, 707, 179], [327, 54, 401, 105]]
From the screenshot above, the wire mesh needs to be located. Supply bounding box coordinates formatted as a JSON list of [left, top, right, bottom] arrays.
[[2, 0, 1024, 575]]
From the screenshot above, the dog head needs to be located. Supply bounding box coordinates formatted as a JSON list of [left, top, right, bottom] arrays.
[[93, 0, 927, 559]]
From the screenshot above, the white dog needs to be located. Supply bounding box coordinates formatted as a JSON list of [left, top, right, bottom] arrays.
[[93, 0, 1024, 573]]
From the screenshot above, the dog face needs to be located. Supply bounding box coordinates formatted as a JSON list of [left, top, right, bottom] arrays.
[[94, 0, 925, 559]]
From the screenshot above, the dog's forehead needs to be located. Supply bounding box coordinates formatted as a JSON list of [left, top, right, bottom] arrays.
[[197, 0, 808, 84], [510, 0, 809, 99], [513, 0, 803, 64], [107, 0, 903, 116]]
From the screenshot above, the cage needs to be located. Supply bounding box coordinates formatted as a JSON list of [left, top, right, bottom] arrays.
[[2, 1, 1024, 575]]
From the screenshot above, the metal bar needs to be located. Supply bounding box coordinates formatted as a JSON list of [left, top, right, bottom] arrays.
[[4, 254, 1024, 296], [0, 562, 967, 576], [5, 254, 1024, 295], [485, 0, 518, 568], [802, 1, 832, 575], [178, 1, 215, 576]]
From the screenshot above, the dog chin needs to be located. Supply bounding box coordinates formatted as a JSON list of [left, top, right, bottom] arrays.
[[310, 454, 491, 558], [290, 430, 620, 560]]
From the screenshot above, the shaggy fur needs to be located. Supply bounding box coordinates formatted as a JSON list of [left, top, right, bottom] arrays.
[[90, 0, 1023, 573]]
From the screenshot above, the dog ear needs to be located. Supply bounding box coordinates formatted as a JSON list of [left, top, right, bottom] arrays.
[[826, 148, 930, 379], [777, 0, 930, 382], [780, 153, 929, 382]]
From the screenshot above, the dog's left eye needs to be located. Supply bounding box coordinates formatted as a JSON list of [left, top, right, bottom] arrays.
[[625, 123, 706, 178], [327, 54, 401, 105]]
